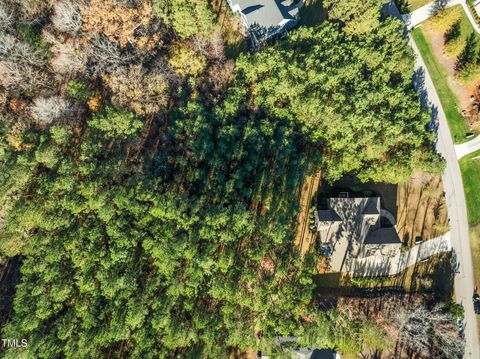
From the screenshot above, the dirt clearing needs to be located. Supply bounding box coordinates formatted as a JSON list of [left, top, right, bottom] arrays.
[[294, 171, 321, 256], [396, 173, 449, 246]]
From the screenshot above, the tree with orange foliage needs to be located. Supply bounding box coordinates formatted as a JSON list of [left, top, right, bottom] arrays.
[[80, 0, 160, 53]]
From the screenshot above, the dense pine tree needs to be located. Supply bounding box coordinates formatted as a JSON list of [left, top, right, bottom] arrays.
[[0, 0, 444, 357]]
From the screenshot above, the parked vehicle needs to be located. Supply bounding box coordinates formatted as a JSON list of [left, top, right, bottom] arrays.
[[452, 249, 460, 274], [473, 289, 480, 315], [457, 319, 465, 337]]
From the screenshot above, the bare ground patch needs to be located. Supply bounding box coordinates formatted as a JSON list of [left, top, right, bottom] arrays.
[[294, 171, 321, 256], [396, 173, 449, 246]]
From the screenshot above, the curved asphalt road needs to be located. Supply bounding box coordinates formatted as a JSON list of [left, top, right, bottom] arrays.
[[416, 38, 480, 357], [385, 2, 480, 357]]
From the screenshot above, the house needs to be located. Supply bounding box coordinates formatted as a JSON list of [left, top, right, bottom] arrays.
[[226, 0, 303, 47], [295, 348, 341, 359], [314, 194, 401, 272], [260, 346, 341, 359]]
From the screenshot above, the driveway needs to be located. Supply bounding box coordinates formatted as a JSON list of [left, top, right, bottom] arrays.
[[349, 233, 452, 277], [455, 135, 480, 159]]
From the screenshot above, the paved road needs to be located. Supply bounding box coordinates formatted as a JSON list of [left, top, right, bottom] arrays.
[[386, 2, 479, 357], [409, 27, 480, 359], [407, 0, 480, 161], [455, 135, 480, 159]]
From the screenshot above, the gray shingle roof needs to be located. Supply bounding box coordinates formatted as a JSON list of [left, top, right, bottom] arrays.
[[364, 227, 401, 245], [316, 196, 400, 246], [362, 198, 380, 215], [228, 0, 298, 40], [317, 209, 343, 222]]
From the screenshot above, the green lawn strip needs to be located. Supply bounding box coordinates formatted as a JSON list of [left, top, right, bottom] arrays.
[[396, 0, 431, 14], [460, 149, 480, 226], [412, 26, 472, 144], [458, 3, 480, 45], [408, 0, 432, 11], [470, 226, 480, 291], [469, 226, 480, 335]]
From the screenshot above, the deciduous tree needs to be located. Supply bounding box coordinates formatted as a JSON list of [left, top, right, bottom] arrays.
[[103, 65, 169, 115]]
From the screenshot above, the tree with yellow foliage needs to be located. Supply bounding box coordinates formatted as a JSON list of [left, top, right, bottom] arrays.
[[168, 41, 206, 76], [103, 65, 169, 115]]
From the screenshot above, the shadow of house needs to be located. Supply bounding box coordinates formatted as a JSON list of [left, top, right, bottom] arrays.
[[308, 348, 340, 359], [227, 0, 303, 48], [350, 255, 394, 278]]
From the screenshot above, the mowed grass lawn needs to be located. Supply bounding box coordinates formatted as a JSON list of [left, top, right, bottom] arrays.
[[470, 226, 480, 333], [470, 226, 480, 293], [460, 149, 480, 226], [408, 0, 431, 11], [397, 0, 431, 13], [412, 25, 473, 144]]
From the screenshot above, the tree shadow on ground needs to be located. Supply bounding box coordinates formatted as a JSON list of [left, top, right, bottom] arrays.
[[0, 257, 21, 327], [430, 0, 449, 16], [299, 0, 326, 27], [394, 0, 410, 14], [409, 252, 454, 301], [413, 66, 441, 142], [211, 0, 249, 58]]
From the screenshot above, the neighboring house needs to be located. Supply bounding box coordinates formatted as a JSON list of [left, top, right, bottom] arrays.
[[261, 346, 341, 359], [314, 193, 401, 272], [226, 0, 303, 47], [295, 348, 341, 359]]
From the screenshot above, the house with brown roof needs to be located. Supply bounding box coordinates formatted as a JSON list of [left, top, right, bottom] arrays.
[[314, 193, 401, 272]]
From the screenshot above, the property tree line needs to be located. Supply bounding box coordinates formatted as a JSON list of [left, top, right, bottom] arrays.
[[0, 0, 455, 357]]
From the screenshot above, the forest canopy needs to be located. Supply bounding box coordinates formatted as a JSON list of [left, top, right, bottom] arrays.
[[0, 0, 445, 357]]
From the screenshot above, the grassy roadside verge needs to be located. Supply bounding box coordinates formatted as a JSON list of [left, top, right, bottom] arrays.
[[469, 226, 480, 333], [459, 150, 480, 332], [408, 0, 431, 11], [411, 26, 472, 144], [396, 0, 431, 13], [471, 229, 480, 286], [459, 149, 480, 226]]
